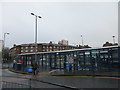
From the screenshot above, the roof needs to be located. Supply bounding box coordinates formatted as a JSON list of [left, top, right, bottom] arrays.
[[18, 45, 119, 56], [10, 43, 77, 50]]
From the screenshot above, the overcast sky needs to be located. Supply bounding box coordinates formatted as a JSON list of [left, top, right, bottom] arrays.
[[0, 2, 118, 48]]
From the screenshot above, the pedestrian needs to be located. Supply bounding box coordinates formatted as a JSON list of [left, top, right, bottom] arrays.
[[31, 62, 38, 75], [18, 59, 22, 64], [66, 61, 70, 72], [13, 60, 16, 69], [69, 64, 72, 71], [69, 57, 73, 71], [64, 62, 66, 69], [73, 58, 77, 71]]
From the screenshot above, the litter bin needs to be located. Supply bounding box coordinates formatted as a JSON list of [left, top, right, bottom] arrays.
[[27, 66, 32, 73]]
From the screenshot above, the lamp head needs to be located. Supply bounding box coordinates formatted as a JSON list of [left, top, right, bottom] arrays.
[[38, 16, 42, 18], [4, 32, 10, 35], [6, 33, 10, 35], [112, 36, 115, 38], [31, 13, 34, 15]]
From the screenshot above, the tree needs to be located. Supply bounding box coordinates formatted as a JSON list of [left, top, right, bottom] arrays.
[[2, 47, 10, 63], [103, 42, 118, 47]]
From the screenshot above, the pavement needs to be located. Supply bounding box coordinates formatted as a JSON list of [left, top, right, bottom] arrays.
[[50, 69, 120, 77], [1, 62, 119, 77], [8, 67, 120, 78], [9, 67, 51, 75]]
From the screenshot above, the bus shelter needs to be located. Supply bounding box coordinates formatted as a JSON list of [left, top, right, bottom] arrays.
[[16, 46, 120, 72]]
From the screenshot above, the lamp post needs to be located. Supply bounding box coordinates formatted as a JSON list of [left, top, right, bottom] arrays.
[[3, 32, 10, 67], [31, 13, 42, 62], [3, 33, 10, 48], [112, 35, 115, 44], [81, 35, 83, 46]]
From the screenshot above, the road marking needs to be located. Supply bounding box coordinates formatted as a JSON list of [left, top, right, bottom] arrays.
[[96, 76, 120, 79], [49, 70, 57, 73], [54, 75, 120, 79]]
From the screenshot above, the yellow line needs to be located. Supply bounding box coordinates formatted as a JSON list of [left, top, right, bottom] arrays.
[[96, 77, 120, 79], [55, 75, 120, 79]]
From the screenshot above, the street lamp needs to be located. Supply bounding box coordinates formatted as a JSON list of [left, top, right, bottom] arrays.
[[4, 33, 10, 48], [112, 35, 115, 44], [31, 13, 42, 62], [3, 32, 10, 67], [81, 35, 84, 46]]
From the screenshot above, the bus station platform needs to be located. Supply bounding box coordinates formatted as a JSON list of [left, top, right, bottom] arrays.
[[50, 69, 120, 77], [9, 67, 120, 78]]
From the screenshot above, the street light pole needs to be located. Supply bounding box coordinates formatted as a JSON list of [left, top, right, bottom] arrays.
[[112, 35, 115, 44], [3, 33, 10, 48], [31, 13, 42, 62], [3, 32, 10, 68], [81, 35, 83, 46]]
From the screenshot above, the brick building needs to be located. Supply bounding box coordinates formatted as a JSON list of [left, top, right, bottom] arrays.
[[10, 41, 77, 59]]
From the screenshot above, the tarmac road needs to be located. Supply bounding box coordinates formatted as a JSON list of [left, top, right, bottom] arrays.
[[1, 69, 120, 89]]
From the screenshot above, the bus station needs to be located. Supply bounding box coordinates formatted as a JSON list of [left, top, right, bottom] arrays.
[[14, 46, 120, 74]]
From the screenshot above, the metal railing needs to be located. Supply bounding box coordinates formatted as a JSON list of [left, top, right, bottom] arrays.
[[1, 76, 32, 89], [1, 76, 78, 90], [1, 81, 30, 88]]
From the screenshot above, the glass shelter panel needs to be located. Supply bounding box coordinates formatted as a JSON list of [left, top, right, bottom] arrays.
[[17, 46, 119, 73]]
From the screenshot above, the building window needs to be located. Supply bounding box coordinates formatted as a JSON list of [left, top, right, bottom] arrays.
[[46, 49, 49, 52], [21, 50, 24, 52], [21, 47, 23, 49], [30, 50, 33, 52], [25, 47, 28, 49], [31, 46, 33, 49], [25, 50, 28, 52]]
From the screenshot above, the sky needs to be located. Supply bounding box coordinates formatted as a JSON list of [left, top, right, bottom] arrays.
[[0, 1, 118, 48]]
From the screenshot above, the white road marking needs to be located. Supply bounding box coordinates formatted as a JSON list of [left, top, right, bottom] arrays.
[[49, 70, 57, 74]]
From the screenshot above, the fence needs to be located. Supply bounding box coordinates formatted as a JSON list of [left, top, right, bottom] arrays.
[[1, 81, 30, 88], [1, 76, 31, 89], [1, 76, 78, 90]]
